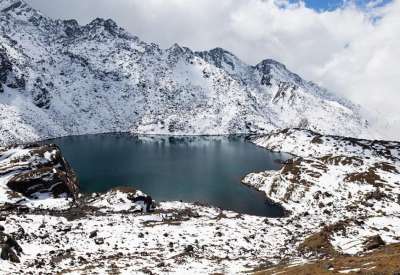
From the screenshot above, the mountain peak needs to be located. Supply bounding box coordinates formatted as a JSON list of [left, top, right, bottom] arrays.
[[0, 0, 39, 18], [195, 47, 248, 75], [209, 47, 234, 56], [168, 43, 193, 56], [82, 17, 131, 40], [88, 18, 117, 28], [255, 58, 287, 71], [169, 43, 182, 50], [1, 0, 46, 27], [0, 2, 370, 142], [0, 0, 25, 13], [86, 18, 119, 32], [62, 19, 81, 37], [254, 58, 307, 87], [196, 47, 237, 61]]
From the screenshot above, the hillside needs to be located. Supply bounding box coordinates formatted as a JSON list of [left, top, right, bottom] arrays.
[[0, 0, 369, 145]]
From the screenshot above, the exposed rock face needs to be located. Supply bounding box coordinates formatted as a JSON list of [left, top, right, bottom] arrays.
[[0, 227, 23, 263], [0, 143, 79, 201], [364, 235, 386, 251], [131, 195, 154, 212], [0, 48, 12, 84]]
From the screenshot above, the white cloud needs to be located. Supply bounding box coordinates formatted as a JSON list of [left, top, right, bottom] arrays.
[[26, 0, 400, 139]]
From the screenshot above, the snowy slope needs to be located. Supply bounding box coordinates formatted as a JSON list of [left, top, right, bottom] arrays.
[[245, 128, 400, 256], [0, 0, 370, 146]]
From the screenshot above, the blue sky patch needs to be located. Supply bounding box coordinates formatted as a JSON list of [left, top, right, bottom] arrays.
[[288, 0, 392, 11]]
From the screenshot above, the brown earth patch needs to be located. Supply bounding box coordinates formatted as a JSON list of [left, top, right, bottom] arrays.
[[344, 168, 384, 187], [109, 186, 137, 194], [298, 221, 350, 257], [281, 158, 313, 186], [374, 162, 399, 174], [253, 243, 400, 275], [319, 155, 364, 167]]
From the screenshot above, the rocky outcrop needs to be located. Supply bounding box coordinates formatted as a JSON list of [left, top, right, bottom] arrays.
[[0, 226, 23, 263], [88, 187, 155, 213], [0, 143, 79, 201], [0, 46, 14, 94], [364, 235, 386, 251], [0, 48, 12, 85]]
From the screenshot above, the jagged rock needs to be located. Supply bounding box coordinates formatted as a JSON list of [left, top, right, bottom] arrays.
[[58, 225, 72, 233], [0, 143, 79, 200], [1, 246, 20, 263], [78, 256, 87, 264], [184, 245, 194, 253], [63, 19, 82, 37], [89, 230, 98, 238], [130, 195, 154, 213], [364, 235, 385, 251], [1, 1, 23, 13], [94, 238, 104, 245], [0, 48, 12, 84], [0, 230, 23, 263], [32, 78, 51, 109]]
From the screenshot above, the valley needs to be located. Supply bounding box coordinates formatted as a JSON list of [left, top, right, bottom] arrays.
[[0, 1, 399, 274]]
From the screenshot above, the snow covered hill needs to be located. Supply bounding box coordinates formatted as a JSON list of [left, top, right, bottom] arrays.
[[0, 0, 370, 146]]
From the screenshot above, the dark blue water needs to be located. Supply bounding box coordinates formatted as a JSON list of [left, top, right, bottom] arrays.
[[47, 134, 288, 217]]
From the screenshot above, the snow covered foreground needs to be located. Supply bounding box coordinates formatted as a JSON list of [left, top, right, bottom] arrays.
[[1, 128, 400, 274], [0, 0, 375, 147], [245, 129, 400, 256]]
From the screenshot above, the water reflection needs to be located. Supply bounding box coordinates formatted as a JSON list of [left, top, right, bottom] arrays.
[[46, 133, 290, 217]]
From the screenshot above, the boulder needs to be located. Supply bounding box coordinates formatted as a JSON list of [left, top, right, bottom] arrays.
[[184, 245, 194, 253], [130, 195, 154, 213], [363, 235, 385, 251], [94, 238, 104, 245], [89, 230, 98, 238], [0, 143, 79, 200], [0, 230, 23, 263]]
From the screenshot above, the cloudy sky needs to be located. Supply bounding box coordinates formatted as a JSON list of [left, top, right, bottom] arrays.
[[26, 0, 400, 137]]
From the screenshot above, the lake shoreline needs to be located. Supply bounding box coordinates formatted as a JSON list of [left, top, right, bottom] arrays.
[[1, 128, 400, 274], [41, 133, 289, 217]]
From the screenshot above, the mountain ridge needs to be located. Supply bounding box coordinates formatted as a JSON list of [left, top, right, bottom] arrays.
[[0, 0, 371, 145]]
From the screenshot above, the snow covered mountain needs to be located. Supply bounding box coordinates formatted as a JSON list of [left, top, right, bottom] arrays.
[[0, 0, 370, 145]]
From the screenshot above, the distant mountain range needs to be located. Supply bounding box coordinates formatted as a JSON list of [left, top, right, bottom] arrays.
[[0, 0, 371, 145]]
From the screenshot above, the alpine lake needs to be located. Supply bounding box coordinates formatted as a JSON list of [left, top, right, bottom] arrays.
[[46, 134, 290, 217]]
